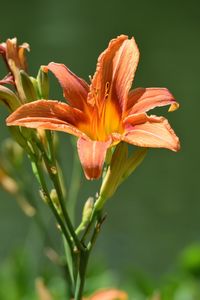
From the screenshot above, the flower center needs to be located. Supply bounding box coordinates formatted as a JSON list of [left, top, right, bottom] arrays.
[[78, 99, 123, 141]]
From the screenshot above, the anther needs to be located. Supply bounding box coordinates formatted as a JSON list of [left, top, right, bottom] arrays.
[[105, 82, 110, 99]]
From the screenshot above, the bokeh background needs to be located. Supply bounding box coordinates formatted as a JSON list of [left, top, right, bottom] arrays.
[[0, 0, 200, 297]]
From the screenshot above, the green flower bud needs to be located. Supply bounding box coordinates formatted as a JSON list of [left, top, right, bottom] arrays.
[[99, 143, 128, 201], [95, 145, 147, 212], [82, 197, 94, 225], [0, 85, 21, 111], [30, 76, 40, 98], [76, 197, 94, 235], [37, 66, 49, 99], [20, 70, 37, 102], [120, 148, 147, 183]]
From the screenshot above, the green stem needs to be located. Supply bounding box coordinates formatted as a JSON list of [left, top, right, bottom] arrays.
[[75, 214, 105, 299], [68, 148, 81, 224], [80, 208, 100, 243], [74, 250, 89, 300], [62, 236, 75, 299], [31, 157, 74, 254], [34, 133, 84, 251]]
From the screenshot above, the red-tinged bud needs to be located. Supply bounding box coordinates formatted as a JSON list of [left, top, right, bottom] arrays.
[[0, 38, 30, 102]]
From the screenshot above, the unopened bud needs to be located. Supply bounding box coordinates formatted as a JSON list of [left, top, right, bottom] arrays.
[[105, 147, 113, 165], [20, 70, 37, 102], [120, 148, 147, 183], [99, 143, 128, 201], [37, 66, 49, 99], [82, 197, 94, 225], [76, 197, 94, 235], [95, 145, 147, 212], [30, 76, 40, 99], [0, 85, 21, 111]]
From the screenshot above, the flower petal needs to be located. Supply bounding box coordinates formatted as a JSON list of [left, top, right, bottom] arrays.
[[121, 115, 180, 151], [88, 35, 139, 112], [77, 137, 111, 180], [47, 62, 89, 110], [6, 100, 87, 138], [0, 74, 14, 85], [127, 87, 179, 114], [89, 288, 128, 300], [111, 37, 139, 112]]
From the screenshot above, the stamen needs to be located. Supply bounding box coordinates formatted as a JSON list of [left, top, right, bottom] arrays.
[[105, 82, 110, 100]]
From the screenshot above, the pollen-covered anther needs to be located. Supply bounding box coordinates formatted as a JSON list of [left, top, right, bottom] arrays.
[[104, 82, 110, 99]]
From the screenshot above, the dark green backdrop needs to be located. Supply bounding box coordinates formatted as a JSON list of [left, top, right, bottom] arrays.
[[0, 0, 199, 279]]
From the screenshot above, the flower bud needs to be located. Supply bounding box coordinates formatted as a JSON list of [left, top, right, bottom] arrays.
[[99, 143, 128, 201], [95, 145, 147, 212], [37, 66, 49, 99], [76, 197, 94, 234], [82, 197, 94, 226], [30, 76, 40, 98], [20, 70, 37, 102], [0, 85, 21, 111], [120, 147, 147, 183]]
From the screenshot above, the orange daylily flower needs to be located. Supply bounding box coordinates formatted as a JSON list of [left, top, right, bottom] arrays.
[[6, 35, 180, 179], [87, 288, 128, 300]]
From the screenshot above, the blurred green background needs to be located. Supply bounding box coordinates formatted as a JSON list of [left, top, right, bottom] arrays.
[[0, 0, 200, 298]]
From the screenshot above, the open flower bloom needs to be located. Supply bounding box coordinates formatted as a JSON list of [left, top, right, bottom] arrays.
[[6, 35, 180, 179], [86, 288, 128, 300]]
